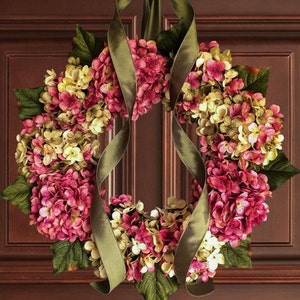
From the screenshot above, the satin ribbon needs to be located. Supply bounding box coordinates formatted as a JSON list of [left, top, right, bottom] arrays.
[[90, 0, 136, 294], [169, 0, 199, 110], [142, 0, 161, 40], [172, 116, 212, 296], [169, 0, 214, 296]]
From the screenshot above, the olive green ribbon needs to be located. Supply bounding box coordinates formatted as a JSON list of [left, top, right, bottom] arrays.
[[142, 0, 161, 40], [169, 0, 214, 296], [172, 116, 213, 296], [90, 0, 136, 294], [169, 0, 200, 110]]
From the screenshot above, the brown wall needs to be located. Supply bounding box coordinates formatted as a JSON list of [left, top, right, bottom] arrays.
[[1, 1, 300, 299]]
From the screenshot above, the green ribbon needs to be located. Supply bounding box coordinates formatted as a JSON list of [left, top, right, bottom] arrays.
[[142, 0, 162, 40], [169, 0, 199, 111], [169, 0, 214, 296], [172, 116, 213, 296], [90, 0, 136, 294]]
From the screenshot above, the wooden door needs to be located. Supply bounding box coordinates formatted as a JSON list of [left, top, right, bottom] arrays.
[[1, 1, 300, 299]]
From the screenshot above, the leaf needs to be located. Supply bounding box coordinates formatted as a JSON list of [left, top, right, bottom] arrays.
[[0, 175, 33, 214], [13, 86, 45, 120], [261, 150, 300, 191], [234, 65, 270, 96], [155, 18, 187, 57], [134, 268, 179, 300], [220, 238, 252, 268], [51, 239, 90, 275], [69, 25, 104, 66]]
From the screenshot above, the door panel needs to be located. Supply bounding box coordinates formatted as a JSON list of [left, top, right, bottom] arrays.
[[1, 1, 300, 299]]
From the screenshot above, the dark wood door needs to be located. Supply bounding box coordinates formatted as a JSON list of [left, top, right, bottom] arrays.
[[1, 1, 300, 299]]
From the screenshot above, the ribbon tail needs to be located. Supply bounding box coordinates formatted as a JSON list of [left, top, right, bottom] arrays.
[[90, 122, 131, 294], [171, 92, 213, 298], [169, 0, 199, 110], [90, 188, 126, 294], [168, 0, 214, 296], [185, 278, 215, 297], [90, 0, 137, 294], [172, 116, 212, 294]]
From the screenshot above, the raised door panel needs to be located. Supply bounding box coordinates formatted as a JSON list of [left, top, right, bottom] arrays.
[[1, 1, 300, 299]]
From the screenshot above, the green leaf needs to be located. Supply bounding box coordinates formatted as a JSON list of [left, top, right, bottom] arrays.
[[156, 18, 187, 57], [261, 150, 300, 191], [13, 86, 45, 120], [220, 237, 252, 268], [134, 268, 179, 300], [69, 25, 104, 66], [0, 175, 33, 214], [51, 239, 90, 275], [234, 65, 270, 96]]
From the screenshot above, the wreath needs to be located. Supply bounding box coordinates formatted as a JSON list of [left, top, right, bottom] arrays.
[[1, 1, 299, 299]]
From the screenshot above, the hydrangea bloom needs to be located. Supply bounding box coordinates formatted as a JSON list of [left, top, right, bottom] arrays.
[[84, 194, 225, 283], [16, 58, 111, 242], [89, 38, 170, 120], [163, 40, 281, 249], [192, 158, 271, 247], [30, 168, 94, 242], [15, 39, 170, 246]]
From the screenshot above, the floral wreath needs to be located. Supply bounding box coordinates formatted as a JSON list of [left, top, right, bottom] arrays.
[[1, 0, 299, 299]]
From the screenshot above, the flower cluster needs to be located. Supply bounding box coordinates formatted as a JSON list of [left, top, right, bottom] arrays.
[[84, 194, 225, 283], [192, 158, 271, 247], [172, 41, 284, 169], [15, 39, 169, 243], [187, 231, 225, 283], [89, 38, 170, 121], [16, 57, 111, 241], [163, 41, 284, 248], [30, 168, 94, 242]]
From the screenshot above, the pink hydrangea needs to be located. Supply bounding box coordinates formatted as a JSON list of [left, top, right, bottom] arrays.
[[110, 194, 132, 206], [224, 78, 244, 96], [175, 96, 200, 123], [21, 113, 52, 135], [58, 91, 82, 115], [187, 260, 215, 282], [44, 85, 61, 115], [206, 158, 271, 246], [29, 168, 95, 242], [134, 222, 155, 255], [126, 260, 143, 282], [202, 59, 226, 82], [158, 228, 181, 252], [192, 158, 271, 247], [121, 211, 141, 236], [199, 41, 219, 52], [89, 38, 170, 121]]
